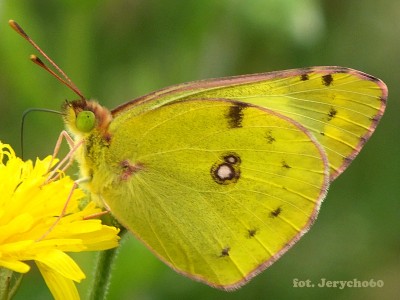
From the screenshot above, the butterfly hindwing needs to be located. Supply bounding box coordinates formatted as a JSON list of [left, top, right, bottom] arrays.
[[92, 99, 329, 289]]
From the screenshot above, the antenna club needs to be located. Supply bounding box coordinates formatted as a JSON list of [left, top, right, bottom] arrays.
[[30, 54, 44, 65], [30, 55, 48, 69], [9, 20, 28, 38]]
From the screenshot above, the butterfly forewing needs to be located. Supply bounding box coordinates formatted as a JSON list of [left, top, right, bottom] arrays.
[[113, 67, 387, 181]]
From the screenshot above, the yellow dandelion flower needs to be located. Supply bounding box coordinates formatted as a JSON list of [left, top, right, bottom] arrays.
[[0, 141, 120, 300]]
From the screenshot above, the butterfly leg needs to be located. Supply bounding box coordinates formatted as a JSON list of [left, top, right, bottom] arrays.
[[83, 194, 111, 220], [83, 210, 110, 220], [46, 130, 83, 182], [47, 130, 74, 170], [36, 177, 90, 241]]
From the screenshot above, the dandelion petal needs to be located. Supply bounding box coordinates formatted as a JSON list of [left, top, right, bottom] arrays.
[[36, 261, 80, 300], [34, 249, 85, 282]]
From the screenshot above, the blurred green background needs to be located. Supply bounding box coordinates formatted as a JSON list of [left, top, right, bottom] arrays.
[[0, 0, 399, 299]]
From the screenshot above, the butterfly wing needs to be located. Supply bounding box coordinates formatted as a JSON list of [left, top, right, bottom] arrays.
[[92, 99, 329, 289], [113, 67, 387, 181]]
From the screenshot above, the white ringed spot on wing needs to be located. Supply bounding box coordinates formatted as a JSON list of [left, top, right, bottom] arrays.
[[211, 152, 241, 185]]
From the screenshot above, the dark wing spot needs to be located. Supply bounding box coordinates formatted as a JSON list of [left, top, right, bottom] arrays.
[[220, 247, 230, 257], [211, 153, 241, 185], [226, 102, 248, 128], [300, 73, 309, 81], [248, 229, 257, 238], [327, 107, 337, 121], [270, 207, 282, 218], [120, 160, 144, 180], [265, 131, 276, 144], [224, 154, 241, 164], [320, 132, 325, 136], [322, 74, 333, 86], [282, 160, 291, 169]]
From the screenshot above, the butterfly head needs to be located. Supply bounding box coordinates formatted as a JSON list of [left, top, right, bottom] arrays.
[[63, 99, 113, 139]]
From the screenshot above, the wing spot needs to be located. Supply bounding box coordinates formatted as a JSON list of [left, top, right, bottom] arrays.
[[270, 207, 282, 218], [220, 247, 230, 257], [300, 74, 309, 81], [327, 107, 337, 121], [226, 102, 248, 128], [119, 160, 144, 180], [322, 74, 333, 86], [248, 229, 257, 238], [265, 130, 276, 144], [282, 160, 291, 169], [224, 155, 239, 164], [211, 153, 241, 185]]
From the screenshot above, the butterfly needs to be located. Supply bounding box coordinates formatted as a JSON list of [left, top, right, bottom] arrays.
[[10, 20, 387, 290]]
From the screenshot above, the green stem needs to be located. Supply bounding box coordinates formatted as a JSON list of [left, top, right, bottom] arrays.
[[8, 273, 22, 300], [87, 228, 126, 300], [87, 248, 119, 300], [0, 268, 11, 300], [0, 269, 23, 300]]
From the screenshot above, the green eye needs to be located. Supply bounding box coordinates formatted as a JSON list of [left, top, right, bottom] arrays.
[[76, 111, 95, 132]]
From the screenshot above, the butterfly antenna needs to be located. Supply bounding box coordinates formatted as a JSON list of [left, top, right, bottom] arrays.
[[9, 20, 86, 101]]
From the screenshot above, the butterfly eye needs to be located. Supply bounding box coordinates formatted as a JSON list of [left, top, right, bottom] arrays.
[[76, 110, 95, 132]]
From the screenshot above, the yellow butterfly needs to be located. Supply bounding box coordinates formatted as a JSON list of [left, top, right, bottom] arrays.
[[11, 20, 387, 290]]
